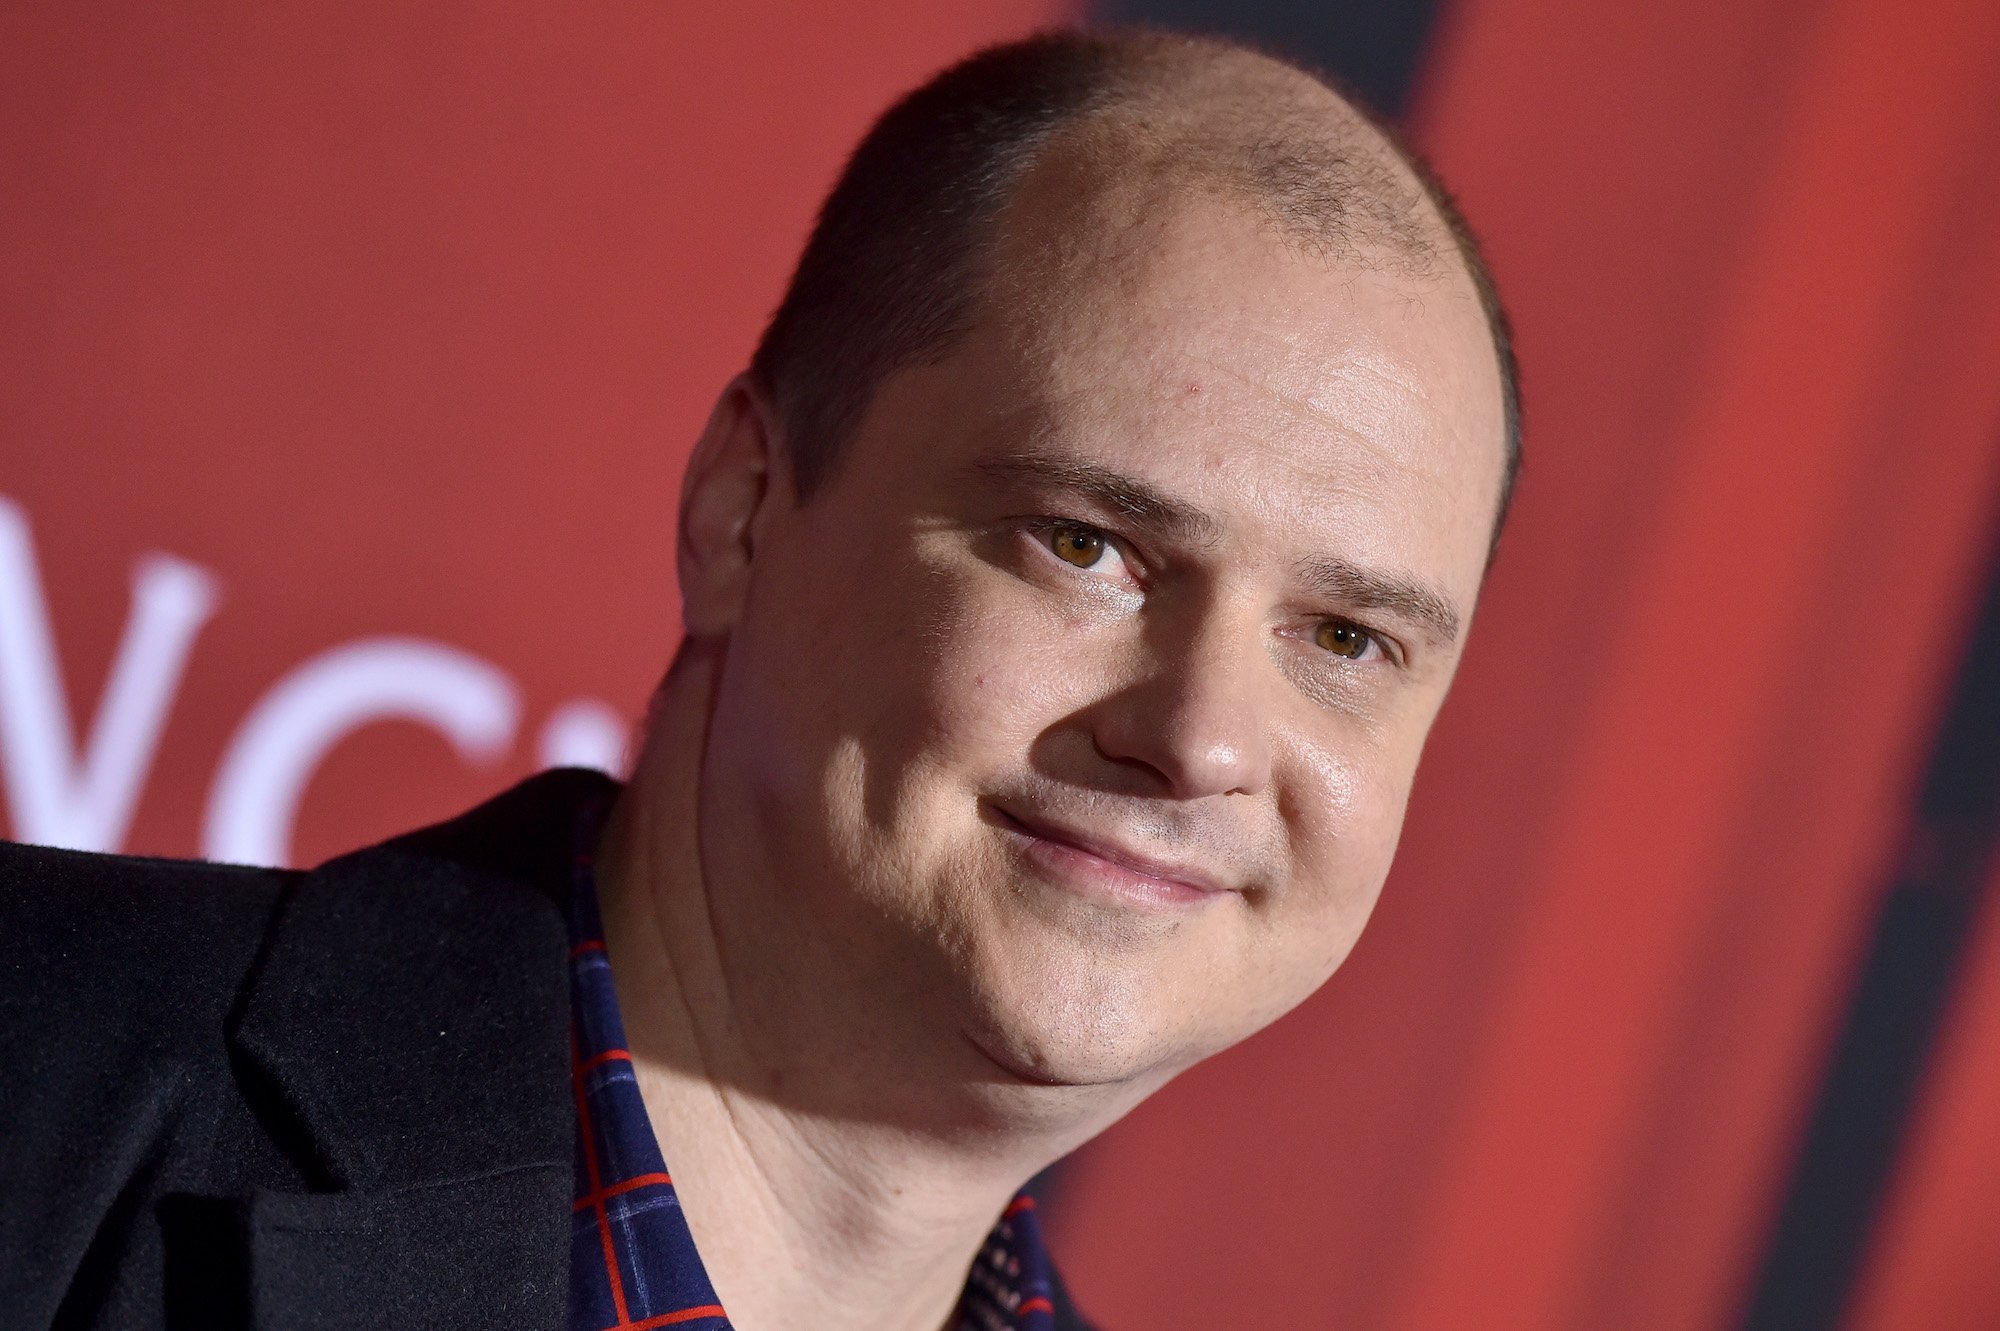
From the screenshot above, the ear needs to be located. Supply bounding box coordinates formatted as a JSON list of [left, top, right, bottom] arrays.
[[677, 375, 783, 638]]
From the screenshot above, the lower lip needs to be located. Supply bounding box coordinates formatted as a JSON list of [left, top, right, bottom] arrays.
[[999, 816, 1226, 911]]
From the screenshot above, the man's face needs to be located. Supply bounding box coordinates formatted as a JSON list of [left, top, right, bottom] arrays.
[[700, 186, 1505, 1094]]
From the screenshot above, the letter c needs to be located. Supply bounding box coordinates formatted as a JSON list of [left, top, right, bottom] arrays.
[[202, 637, 519, 867]]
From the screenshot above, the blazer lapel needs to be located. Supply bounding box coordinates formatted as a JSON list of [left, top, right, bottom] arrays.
[[222, 769, 619, 1330]]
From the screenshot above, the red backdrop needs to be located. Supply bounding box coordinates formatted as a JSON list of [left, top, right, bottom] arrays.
[[6, 3, 1998, 1327]]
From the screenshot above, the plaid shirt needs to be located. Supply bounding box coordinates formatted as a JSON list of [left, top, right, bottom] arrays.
[[566, 802, 1061, 1331]]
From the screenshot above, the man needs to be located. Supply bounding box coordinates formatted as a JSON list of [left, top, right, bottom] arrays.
[[0, 27, 1516, 1331]]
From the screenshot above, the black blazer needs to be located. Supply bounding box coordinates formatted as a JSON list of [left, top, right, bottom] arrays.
[[0, 769, 1093, 1331]]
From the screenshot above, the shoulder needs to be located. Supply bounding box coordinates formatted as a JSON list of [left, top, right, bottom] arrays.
[[0, 772, 612, 1326], [0, 838, 294, 1059], [248, 766, 615, 1006], [225, 767, 618, 1187], [0, 840, 295, 1203], [0, 764, 616, 1108], [0, 840, 298, 1326]]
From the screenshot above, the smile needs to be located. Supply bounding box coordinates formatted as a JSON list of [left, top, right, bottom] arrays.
[[990, 805, 1235, 911]]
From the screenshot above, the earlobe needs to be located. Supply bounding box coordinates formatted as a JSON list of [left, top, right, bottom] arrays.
[[677, 375, 779, 638]]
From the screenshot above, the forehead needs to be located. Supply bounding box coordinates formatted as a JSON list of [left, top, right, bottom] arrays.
[[942, 180, 1508, 597]]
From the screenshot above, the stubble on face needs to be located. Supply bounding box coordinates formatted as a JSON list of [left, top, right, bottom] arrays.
[[699, 154, 1506, 1107]]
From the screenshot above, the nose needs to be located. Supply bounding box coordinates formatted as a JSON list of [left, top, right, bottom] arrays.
[[1086, 612, 1274, 801]]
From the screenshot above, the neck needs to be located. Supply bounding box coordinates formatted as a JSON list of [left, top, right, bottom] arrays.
[[593, 641, 1111, 1331]]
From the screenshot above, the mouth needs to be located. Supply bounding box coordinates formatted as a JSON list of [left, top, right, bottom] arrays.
[[988, 803, 1235, 910]]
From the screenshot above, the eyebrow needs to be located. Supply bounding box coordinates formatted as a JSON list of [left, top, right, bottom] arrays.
[[1297, 554, 1463, 648], [972, 453, 1221, 546], [971, 450, 1463, 649]]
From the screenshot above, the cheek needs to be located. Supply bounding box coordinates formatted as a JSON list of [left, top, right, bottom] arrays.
[[887, 540, 1129, 775], [731, 514, 956, 753], [1270, 726, 1416, 962], [913, 614, 1082, 761], [721, 527, 1095, 863]]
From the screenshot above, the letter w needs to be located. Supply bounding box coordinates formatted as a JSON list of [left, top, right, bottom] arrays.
[[0, 496, 219, 851]]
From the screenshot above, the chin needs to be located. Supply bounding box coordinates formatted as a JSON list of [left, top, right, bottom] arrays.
[[963, 1021, 1162, 1094], [952, 958, 1219, 1094]]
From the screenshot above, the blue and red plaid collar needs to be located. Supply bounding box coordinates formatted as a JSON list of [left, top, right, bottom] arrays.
[[565, 798, 1060, 1331]]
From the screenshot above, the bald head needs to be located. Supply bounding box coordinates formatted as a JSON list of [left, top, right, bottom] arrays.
[[1012, 38, 1441, 272], [750, 29, 1519, 541]]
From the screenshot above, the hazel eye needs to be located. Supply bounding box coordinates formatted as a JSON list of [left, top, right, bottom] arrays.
[[1315, 620, 1374, 660], [1049, 524, 1109, 569]]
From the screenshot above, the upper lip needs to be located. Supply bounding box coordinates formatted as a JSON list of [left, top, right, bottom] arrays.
[[994, 805, 1237, 895]]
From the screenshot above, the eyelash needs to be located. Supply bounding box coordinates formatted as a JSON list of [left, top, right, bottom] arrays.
[[1020, 517, 1395, 665]]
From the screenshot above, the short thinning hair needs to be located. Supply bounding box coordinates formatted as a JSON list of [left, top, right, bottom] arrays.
[[749, 28, 1523, 543]]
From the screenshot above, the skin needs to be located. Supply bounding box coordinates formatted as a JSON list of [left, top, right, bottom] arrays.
[[594, 144, 1506, 1331]]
